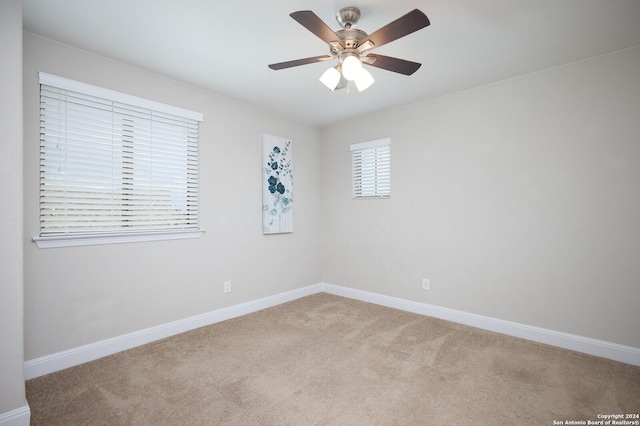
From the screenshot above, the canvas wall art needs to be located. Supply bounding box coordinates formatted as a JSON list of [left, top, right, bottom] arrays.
[[262, 134, 293, 234]]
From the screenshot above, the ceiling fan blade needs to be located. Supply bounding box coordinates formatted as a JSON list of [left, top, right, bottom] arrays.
[[290, 10, 345, 48], [358, 9, 430, 52], [365, 54, 422, 76], [268, 55, 334, 70]]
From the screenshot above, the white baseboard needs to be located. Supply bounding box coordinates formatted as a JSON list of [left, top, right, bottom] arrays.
[[319, 282, 640, 367], [0, 405, 30, 426], [24, 282, 640, 380], [24, 284, 322, 379]]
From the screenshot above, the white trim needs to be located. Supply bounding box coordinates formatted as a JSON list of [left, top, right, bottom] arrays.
[[39, 72, 204, 122], [319, 283, 640, 367], [33, 229, 205, 248], [24, 282, 640, 379], [350, 138, 390, 151], [0, 405, 30, 426], [24, 284, 322, 379]]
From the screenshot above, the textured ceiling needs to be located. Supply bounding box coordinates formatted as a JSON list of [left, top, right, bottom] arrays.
[[23, 0, 640, 127]]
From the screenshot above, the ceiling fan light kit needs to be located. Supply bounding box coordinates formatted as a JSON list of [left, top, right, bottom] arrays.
[[269, 6, 430, 93], [354, 68, 375, 92], [341, 53, 362, 80], [319, 66, 341, 91]]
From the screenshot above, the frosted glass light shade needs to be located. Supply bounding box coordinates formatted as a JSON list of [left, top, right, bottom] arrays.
[[355, 68, 375, 92], [319, 67, 341, 91], [341, 55, 363, 81]]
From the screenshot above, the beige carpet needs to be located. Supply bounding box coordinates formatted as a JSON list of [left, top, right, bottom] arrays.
[[27, 293, 640, 425]]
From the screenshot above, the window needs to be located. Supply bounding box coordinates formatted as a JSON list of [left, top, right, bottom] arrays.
[[350, 138, 391, 199], [34, 72, 204, 248]]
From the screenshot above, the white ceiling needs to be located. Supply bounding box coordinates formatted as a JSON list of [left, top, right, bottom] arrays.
[[22, 0, 640, 128]]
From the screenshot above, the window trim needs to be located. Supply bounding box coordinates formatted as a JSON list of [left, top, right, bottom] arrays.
[[39, 73, 203, 122], [32, 229, 204, 249], [34, 72, 205, 248]]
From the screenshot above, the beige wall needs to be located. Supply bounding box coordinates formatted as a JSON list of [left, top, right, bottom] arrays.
[[0, 0, 27, 416], [23, 34, 323, 359], [321, 47, 640, 348], [21, 31, 640, 364]]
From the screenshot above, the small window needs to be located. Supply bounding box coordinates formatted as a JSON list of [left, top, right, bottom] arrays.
[[34, 73, 204, 248], [350, 138, 391, 199]]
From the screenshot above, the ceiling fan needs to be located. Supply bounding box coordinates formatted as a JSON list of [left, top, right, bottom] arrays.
[[268, 7, 430, 92]]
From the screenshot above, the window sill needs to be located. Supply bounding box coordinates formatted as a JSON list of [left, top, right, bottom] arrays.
[[32, 229, 205, 248]]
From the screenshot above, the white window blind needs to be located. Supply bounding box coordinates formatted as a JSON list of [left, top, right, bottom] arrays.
[[350, 138, 391, 199], [36, 72, 204, 247]]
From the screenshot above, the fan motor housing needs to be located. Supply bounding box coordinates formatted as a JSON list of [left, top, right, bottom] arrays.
[[337, 28, 368, 49]]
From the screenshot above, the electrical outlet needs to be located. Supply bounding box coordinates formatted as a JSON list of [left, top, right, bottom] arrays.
[[422, 278, 430, 291], [224, 280, 231, 293]]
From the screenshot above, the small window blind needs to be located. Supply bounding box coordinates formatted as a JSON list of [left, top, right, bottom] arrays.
[[37, 72, 204, 243], [350, 138, 391, 199]]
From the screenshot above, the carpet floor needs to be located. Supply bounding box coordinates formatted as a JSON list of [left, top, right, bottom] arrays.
[[26, 293, 640, 425]]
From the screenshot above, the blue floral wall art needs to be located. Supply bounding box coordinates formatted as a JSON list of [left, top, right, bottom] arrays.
[[262, 134, 293, 234]]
